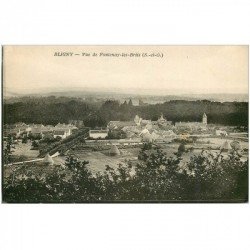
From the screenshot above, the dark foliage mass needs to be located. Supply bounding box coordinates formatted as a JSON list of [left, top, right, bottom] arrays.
[[3, 145, 248, 203], [3, 97, 248, 127], [38, 128, 89, 157]]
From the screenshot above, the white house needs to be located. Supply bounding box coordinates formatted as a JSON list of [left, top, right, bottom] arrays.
[[215, 130, 228, 137], [89, 129, 108, 139], [53, 128, 71, 139]]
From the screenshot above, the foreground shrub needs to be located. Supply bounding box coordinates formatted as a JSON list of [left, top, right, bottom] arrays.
[[3, 147, 248, 203]]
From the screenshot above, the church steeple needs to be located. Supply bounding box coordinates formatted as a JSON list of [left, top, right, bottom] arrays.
[[202, 113, 207, 125]]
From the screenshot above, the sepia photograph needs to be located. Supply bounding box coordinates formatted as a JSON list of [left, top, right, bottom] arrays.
[[2, 45, 248, 203]]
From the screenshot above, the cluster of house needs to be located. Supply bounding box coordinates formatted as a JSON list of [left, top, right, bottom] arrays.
[[3, 122, 78, 140], [175, 113, 207, 131], [89, 113, 208, 143]]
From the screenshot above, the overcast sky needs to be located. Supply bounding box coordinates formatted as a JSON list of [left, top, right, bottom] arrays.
[[3, 45, 248, 95]]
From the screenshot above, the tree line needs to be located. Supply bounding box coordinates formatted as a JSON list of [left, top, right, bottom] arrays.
[[3, 97, 248, 127], [3, 145, 248, 202]]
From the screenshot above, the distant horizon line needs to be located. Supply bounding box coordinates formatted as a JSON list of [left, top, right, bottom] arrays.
[[3, 86, 248, 97]]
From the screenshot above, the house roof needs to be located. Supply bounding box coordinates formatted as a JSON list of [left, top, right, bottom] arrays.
[[175, 122, 205, 127], [55, 123, 73, 128], [18, 125, 29, 131], [30, 128, 42, 134], [151, 131, 161, 140], [54, 130, 66, 135], [41, 127, 54, 132], [142, 133, 153, 142], [55, 123, 76, 130], [108, 121, 136, 129], [90, 129, 108, 134], [3, 128, 20, 135], [54, 127, 70, 131], [14, 122, 27, 126], [140, 128, 150, 135], [141, 119, 151, 124]]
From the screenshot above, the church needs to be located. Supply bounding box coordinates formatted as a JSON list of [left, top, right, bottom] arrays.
[[175, 113, 207, 131]]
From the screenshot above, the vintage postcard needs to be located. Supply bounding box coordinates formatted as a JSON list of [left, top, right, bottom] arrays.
[[2, 45, 248, 203]]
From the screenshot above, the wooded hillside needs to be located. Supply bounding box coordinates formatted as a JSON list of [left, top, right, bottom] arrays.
[[3, 97, 248, 127]]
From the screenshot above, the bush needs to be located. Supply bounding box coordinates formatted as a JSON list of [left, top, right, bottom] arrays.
[[28, 133, 42, 140], [22, 137, 28, 144], [41, 134, 59, 143], [2, 148, 248, 203], [178, 143, 186, 155], [31, 140, 39, 149]]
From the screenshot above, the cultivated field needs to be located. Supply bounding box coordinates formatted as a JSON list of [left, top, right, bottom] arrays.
[[4, 134, 248, 178], [12, 141, 39, 159]]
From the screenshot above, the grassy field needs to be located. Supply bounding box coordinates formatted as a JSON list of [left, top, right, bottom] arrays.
[[72, 149, 139, 173], [5, 135, 248, 177], [11, 141, 39, 161]]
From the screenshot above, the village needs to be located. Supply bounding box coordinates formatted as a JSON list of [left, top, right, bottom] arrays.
[[3, 112, 248, 174], [2, 45, 248, 205], [3, 122, 79, 140]]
